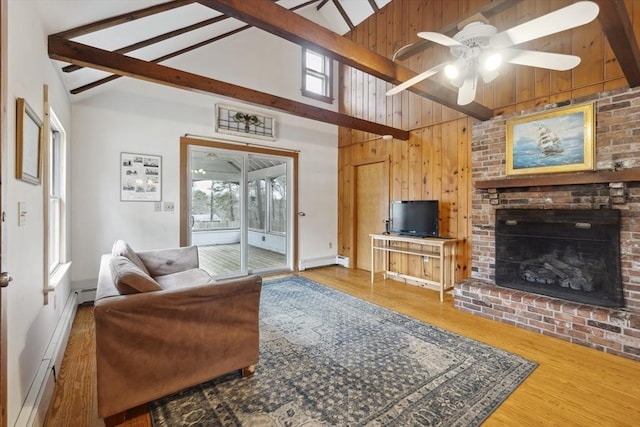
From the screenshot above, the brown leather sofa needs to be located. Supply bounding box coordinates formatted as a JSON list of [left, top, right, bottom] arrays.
[[94, 240, 262, 424]]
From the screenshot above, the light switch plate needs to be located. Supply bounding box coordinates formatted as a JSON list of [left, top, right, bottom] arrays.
[[163, 201, 175, 212], [18, 202, 27, 226]]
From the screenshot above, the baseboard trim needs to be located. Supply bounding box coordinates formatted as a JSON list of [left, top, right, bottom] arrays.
[[14, 290, 78, 427]]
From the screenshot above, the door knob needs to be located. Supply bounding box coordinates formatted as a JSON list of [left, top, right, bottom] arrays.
[[0, 272, 13, 288]]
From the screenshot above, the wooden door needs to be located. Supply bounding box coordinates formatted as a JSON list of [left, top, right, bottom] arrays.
[[354, 159, 388, 271]]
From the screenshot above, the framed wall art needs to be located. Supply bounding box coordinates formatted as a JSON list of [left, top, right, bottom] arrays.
[[216, 104, 276, 140], [120, 152, 162, 201], [506, 102, 595, 176], [16, 97, 43, 185]]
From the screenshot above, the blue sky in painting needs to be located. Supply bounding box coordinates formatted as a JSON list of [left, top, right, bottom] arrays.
[[512, 111, 585, 169]]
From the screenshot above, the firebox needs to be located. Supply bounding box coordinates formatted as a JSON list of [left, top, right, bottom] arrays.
[[495, 209, 624, 307]]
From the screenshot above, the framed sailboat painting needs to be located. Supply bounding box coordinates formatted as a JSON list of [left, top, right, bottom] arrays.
[[506, 102, 595, 176]]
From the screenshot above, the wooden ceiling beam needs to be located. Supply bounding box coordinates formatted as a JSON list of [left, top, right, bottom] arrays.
[[69, 24, 251, 94], [65, 0, 322, 91], [592, 0, 640, 87], [316, 0, 329, 11], [332, 0, 354, 31], [62, 13, 229, 73], [49, 36, 409, 140], [195, 0, 492, 120], [51, 0, 196, 39]]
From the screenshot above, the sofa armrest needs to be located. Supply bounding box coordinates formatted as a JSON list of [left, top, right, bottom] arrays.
[[94, 274, 262, 418], [136, 245, 199, 277]]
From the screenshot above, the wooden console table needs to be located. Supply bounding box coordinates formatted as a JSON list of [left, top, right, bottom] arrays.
[[370, 233, 458, 302]]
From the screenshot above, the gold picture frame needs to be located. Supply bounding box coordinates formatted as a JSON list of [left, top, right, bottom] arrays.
[[16, 97, 43, 185], [506, 102, 595, 176]]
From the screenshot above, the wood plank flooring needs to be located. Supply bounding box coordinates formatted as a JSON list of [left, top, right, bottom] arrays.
[[198, 244, 286, 276], [44, 267, 640, 426]]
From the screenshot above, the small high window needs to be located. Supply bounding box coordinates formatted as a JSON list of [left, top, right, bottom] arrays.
[[302, 48, 333, 103]]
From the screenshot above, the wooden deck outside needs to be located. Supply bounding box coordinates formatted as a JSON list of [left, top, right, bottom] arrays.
[[198, 244, 286, 275]]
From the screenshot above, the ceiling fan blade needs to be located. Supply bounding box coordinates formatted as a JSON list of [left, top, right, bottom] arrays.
[[417, 32, 464, 48], [385, 64, 445, 96], [504, 49, 581, 71], [490, 1, 599, 49], [457, 75, 477, 105]]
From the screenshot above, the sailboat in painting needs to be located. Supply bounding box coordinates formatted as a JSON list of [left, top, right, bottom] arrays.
[[536, 124, 564, 156]]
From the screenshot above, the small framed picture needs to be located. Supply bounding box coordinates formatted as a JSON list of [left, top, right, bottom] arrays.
[[120, 152, 162, 201], [16, 97, 43, 185]]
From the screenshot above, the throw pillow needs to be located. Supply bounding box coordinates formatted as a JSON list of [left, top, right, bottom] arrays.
[[110, 256, 162, 294], [112, 240, 150, 275]]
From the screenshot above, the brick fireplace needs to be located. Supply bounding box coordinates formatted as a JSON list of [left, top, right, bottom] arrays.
[[455, 88, 640, 361]]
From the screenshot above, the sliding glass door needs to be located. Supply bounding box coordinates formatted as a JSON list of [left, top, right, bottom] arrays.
[[187, 144, 291, 278]]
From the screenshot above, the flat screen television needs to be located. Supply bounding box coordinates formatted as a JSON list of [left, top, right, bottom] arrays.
[[389, 200, 439, 237]]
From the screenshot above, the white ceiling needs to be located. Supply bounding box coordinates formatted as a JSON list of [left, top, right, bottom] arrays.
[[35, 0, 392, 99]]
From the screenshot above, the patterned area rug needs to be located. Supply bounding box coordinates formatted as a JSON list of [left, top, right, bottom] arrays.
[[150, 276, 536, 426]]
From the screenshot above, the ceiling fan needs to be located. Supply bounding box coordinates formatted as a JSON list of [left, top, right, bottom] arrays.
[[386, 1, 600, 105]]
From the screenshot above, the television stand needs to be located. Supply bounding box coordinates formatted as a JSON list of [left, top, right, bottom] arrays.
[[370, 233, 458, 302]]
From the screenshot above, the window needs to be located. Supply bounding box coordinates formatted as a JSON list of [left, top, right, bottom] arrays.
[[248, 175, 286, 234], [269, 175, 286, 234], [302, 48, 333, 103], [248, 178, 266, 231], [47, 110, 67, 276], [192, 179, 240, 230]]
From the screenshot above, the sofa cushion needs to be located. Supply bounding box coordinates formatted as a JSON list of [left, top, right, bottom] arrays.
[[154, 268, 215, 290], [110, 256, 162, 294], [112, 240, 150, 275], [137, 246, 199, 277]]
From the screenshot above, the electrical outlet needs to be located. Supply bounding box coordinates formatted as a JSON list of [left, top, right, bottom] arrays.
[[163, 201, 175, 212]]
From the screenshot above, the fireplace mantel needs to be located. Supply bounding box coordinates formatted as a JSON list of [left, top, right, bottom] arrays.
[[475, 168, 640, 189]]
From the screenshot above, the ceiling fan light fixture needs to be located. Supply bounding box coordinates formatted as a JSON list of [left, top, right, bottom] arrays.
[[480, 68, 500, 84], [445, 57, 469, 81], [483, 52, 502, 71], [444, 63, 459, 79]]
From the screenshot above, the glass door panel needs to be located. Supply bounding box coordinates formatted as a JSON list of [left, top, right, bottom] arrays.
[[246, 154, 288, 273], [189, 147, 245, 277], [187, 146, 292, 278]]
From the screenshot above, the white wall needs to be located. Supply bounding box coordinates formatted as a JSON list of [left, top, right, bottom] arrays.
[[70, 27, 338, 284], [5, 1, 73, 425], [3, 3, 338, 423]]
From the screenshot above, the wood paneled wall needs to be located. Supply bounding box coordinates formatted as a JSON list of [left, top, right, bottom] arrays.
[[337, 0, 638, 280]]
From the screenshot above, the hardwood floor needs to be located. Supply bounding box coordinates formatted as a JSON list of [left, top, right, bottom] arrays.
[[45, 267, 640, 426]]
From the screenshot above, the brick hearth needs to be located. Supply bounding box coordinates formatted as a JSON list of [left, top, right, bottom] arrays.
[[456, 88, 640, 361]]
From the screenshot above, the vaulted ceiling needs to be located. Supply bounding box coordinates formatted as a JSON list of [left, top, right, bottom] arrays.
[[45, 0, 640, 140]]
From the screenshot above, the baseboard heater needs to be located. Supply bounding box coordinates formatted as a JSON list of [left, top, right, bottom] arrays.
[[15, 290, 78, 427], [298, 256, 338, 271], [336, 255, 350, 268], [78, 287, 96, 304]]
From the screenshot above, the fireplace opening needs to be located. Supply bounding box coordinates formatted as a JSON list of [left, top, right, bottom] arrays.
[[495, 209, 624, 307]]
